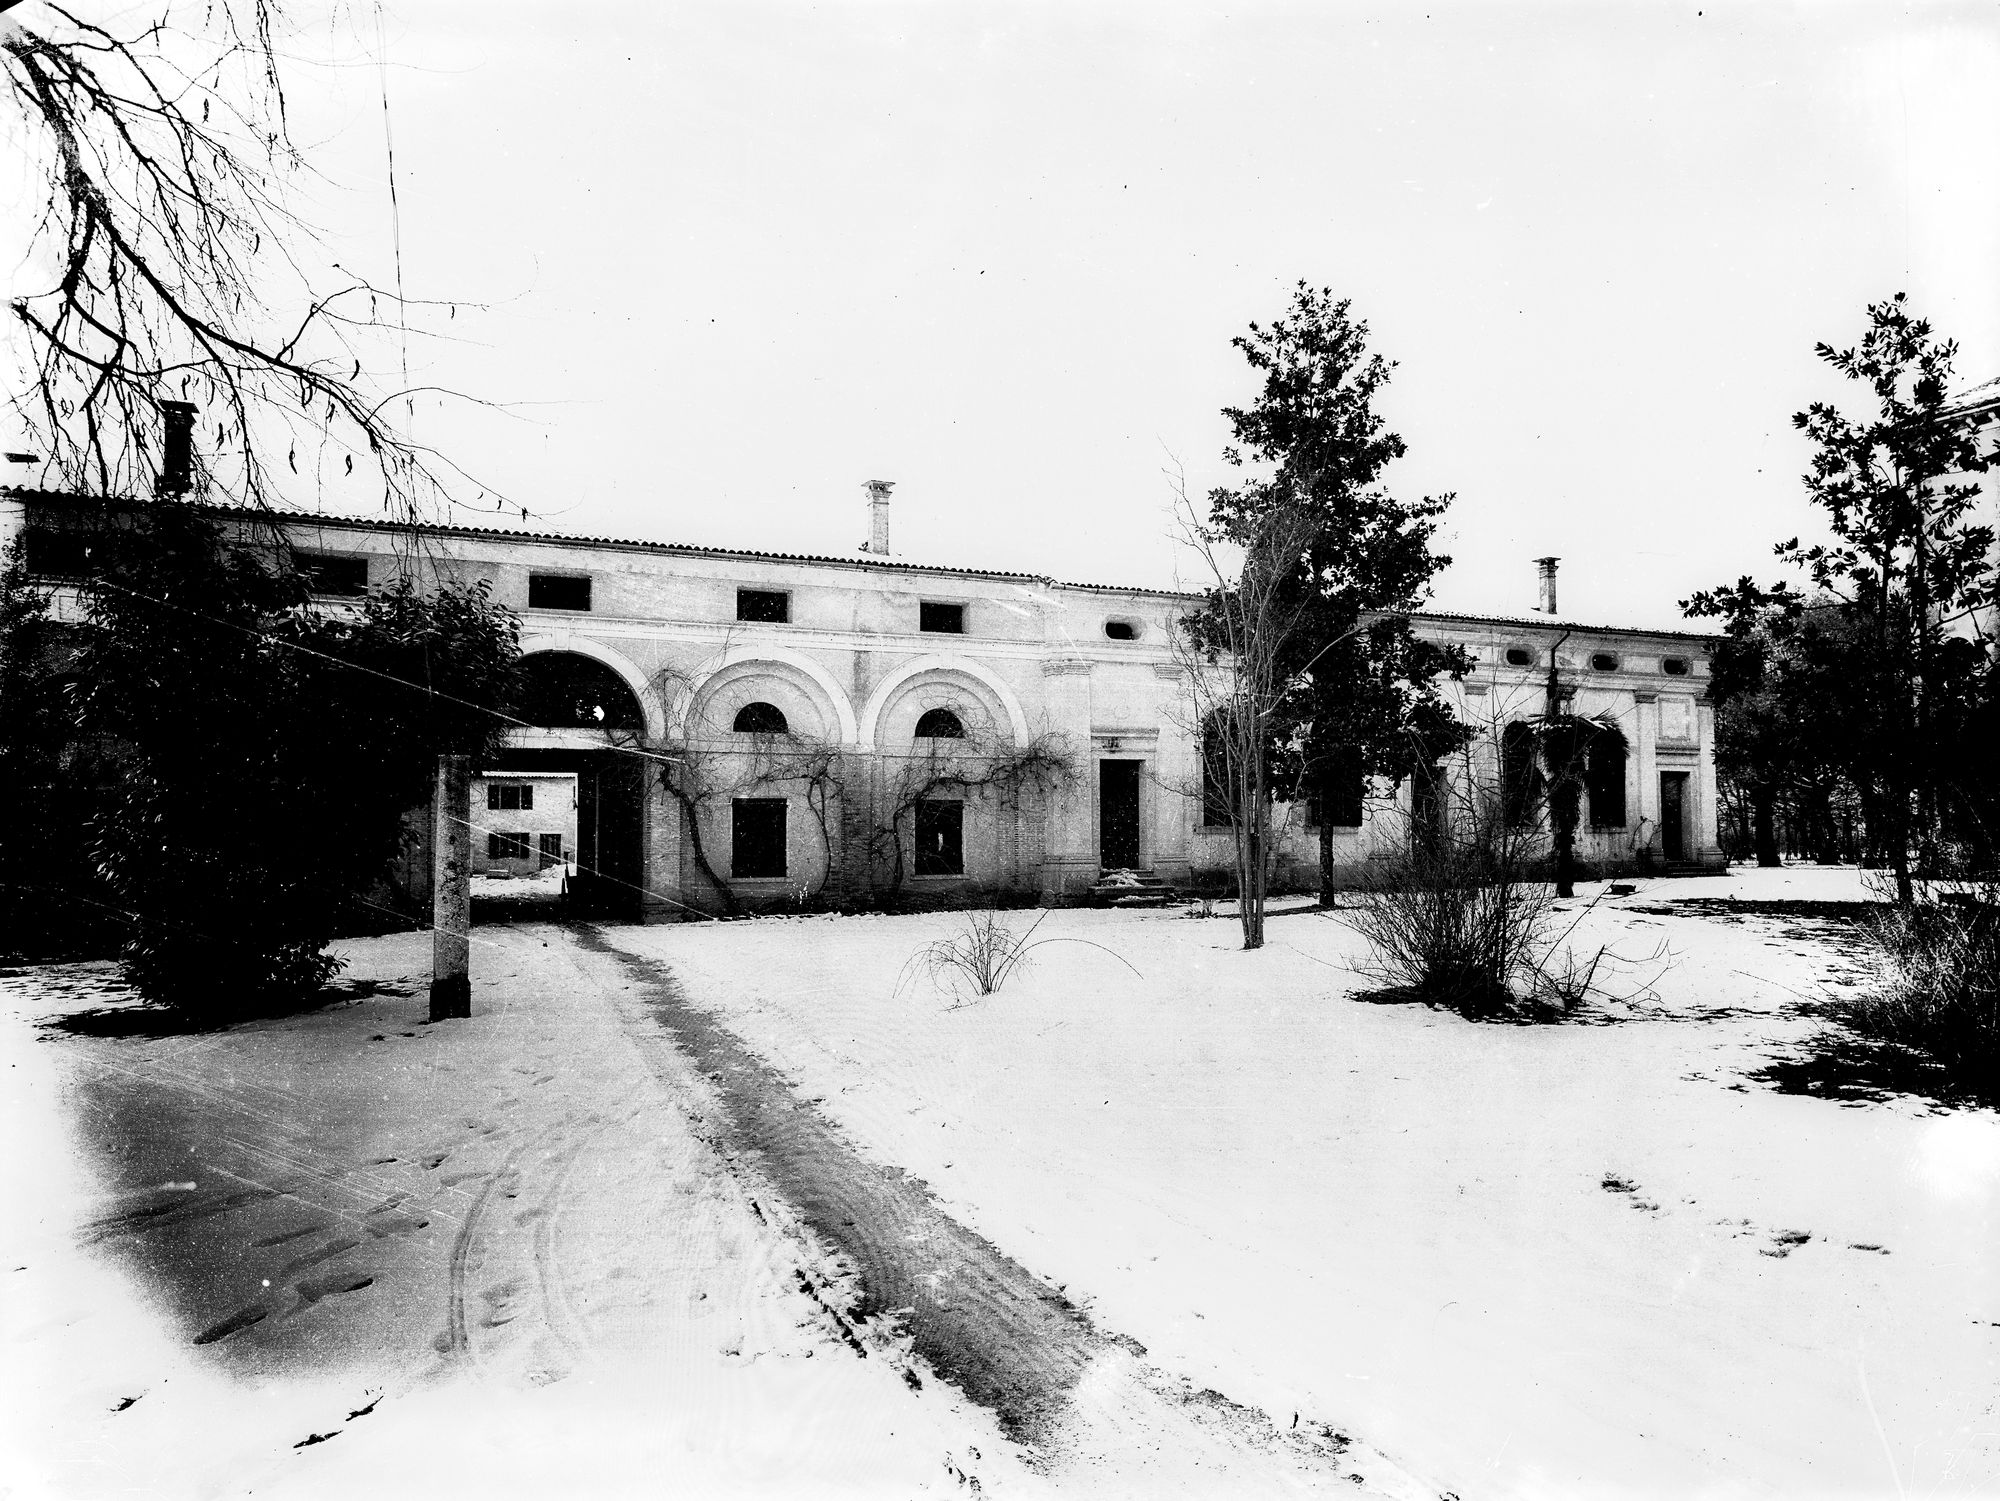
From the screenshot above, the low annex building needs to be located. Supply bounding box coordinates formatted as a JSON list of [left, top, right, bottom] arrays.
[[2, 485, 1725, 919]]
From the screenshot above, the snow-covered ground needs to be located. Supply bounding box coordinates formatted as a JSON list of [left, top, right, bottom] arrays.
[[607, 868, 2000, 1499], [5, 867, 1997, 1499]]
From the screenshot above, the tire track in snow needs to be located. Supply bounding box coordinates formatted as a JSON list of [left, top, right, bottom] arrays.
[[576, 925, 1404, 1492]]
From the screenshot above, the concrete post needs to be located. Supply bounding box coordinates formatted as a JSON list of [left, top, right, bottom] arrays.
[[429, 754, 473, 1020]]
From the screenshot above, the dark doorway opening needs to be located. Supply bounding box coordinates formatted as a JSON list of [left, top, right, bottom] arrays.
[[490, 748, 645, 919], [1660, 772, 1689, 862], [731, 798, 788, 880], [1099, 760, 1142, 870], [914, 799, 965, 876]]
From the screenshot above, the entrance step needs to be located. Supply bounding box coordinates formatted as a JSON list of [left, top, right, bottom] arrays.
[[1089, 869, 1179, 906]]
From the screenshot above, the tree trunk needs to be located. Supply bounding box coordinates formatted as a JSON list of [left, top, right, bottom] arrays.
[[1751, 784, 1782, 867], [1318, 808, 1336, 909]]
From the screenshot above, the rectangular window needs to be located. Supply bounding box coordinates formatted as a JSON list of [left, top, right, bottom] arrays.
[[487, 830, 531, 861], [736, 587, 790, 624], [486, 783, 533, 811], [914, 800, 965, 876], [731, 798, 788, 878], [538, 833, 564, 867], [919, 601, 965, 634], [22, 530, 93, 579], [296, 552, 369, 597], [1587, 740, 1628, 828], [1201, 719, 1234, 827], [528, 573, 591, 611]]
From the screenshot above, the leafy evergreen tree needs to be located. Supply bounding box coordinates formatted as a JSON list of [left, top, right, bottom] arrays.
[[1200, 284, 1467, 903], [1686, 295, 1993, 900], [7, 503, 520, 1012]]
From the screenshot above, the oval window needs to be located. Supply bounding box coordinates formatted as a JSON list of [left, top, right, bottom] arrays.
[[1504, 646, 1534, 667], [1590, 652, 1619, 672], [1662, 656, 1690, 677], [1104, 620, 1140, 641]]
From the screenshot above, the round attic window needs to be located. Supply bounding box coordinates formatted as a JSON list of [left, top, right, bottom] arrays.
[[1590, 652, 1620, 672], [1104, 619, 1141, 642], [1503, 646, 1535, 668], [1662, 656, 1691, 676]]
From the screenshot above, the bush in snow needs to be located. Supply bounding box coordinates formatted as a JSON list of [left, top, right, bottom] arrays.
[[1839, 884, 2000, 1095], [899, 909, 1138, 1006], [1339, 778, 1647, 1022]]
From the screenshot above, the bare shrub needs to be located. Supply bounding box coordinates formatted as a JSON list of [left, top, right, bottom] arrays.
[[898, 910, 1139, 1007], [1837, 881, 2000, 1090], [1340, 770, 1660, 1022]]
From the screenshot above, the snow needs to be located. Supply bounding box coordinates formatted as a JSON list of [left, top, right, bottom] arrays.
[[602, 868, 2000, 1499], [6, 866, 1996, 1499], [0, 937, 1029, 1500]]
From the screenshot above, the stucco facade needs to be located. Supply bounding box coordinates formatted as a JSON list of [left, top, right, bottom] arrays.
[[3, 495, 1727, 917]]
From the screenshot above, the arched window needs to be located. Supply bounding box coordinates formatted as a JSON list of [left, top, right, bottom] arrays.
[[732, 701, 789, 735], [515, 652, 645, 730], [914, 707, 965, 740]]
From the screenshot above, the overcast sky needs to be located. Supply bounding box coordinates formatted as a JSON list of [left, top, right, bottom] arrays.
[[212, 3, 2000, 625]]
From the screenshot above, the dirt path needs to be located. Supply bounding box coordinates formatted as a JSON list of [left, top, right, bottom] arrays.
[[576, 925, 1428, 1497]]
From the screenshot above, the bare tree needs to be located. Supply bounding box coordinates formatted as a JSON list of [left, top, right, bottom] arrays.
[[5, 2, 483, 515], [1169, 477, 1316, 950]]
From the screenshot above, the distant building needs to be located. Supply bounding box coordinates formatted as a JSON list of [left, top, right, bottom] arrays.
[[1, 487, 1726, 919]]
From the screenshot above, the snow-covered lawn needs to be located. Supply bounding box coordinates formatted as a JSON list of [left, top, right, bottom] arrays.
[[603, 868, 2000, 1499], [5, 866, 1996, 1499]]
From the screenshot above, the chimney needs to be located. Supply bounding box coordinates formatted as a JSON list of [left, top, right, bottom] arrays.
[[861, 479, 893, 556], [156, 400, 197, 498], [1534, 556, 1559, 615]]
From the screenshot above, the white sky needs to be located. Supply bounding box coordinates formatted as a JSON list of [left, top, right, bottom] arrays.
[[24, 1, 2000, 629]]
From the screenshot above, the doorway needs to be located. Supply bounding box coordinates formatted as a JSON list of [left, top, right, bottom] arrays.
[[1659, 772, 1689, 862], [1099, 760, 1142, 870]]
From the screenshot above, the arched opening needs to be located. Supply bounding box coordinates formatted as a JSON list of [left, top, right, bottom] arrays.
[[515, 651, 645, 730], [914, 707, 965, 741], [732, 701, 789, 735]]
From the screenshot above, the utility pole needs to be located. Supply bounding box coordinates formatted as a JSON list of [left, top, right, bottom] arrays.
[[429, 753, 472, 1020]]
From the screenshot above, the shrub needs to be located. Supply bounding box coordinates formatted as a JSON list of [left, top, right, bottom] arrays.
[[899, 909, 1138, 1006], [1837, 885, 2000, 1092], [1339, 785, 1640, 1022]]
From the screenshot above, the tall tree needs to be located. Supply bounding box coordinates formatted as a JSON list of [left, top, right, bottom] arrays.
[[1688, 296, 1993, 902], [1203, 284, 1467, 904]]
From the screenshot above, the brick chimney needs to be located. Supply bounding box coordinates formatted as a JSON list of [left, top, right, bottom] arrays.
[[861, 479, 893, 556], [1534, 556, 1559, 615], [156, 400, 197, 498]]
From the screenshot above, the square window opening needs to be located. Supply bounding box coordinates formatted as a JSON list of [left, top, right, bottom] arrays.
[[487, 830, 531, 861], [920, 601, 965, 634], [486, 783, 534, 811], [23, 530, 94, 579], [737, 588, 790, 624], [296, 552, 369, 597], [528, 573, 592, 612]]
